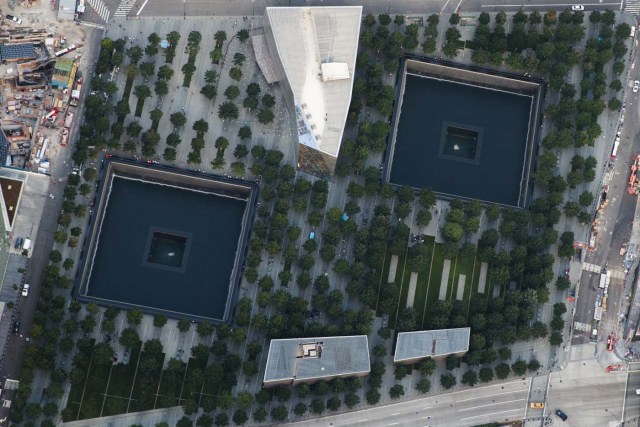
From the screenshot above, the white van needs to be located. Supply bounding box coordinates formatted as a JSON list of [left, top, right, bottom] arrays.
[[22, 238, 31, 250]]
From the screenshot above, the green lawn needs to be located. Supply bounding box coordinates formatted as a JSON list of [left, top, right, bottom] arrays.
[[107, 344, 141, 399], [67, 346, 198, 420], [78, 363, 110, 419], [384, 234, 499, 329], [449, 251, 477, 313], [388, 247, 410, 329], [375, 246, 394, 316], [130, 351, 165, 412], [400, 236, 435, 316], [66, 340, 95, 420], [101, 396, 128, 417], [180, 358, 207, 403], [425, 243, 446, 305], [157, 361, 187, 407]]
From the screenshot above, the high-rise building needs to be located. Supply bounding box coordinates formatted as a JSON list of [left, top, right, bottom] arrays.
[[254, 6, 362, 177]]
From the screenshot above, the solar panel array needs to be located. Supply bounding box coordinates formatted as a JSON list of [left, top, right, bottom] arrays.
[[0, 129, 10, 165], [0, 44, 37, 61]]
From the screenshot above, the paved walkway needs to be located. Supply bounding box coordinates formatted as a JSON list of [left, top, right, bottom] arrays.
[[406, 272, 418, 307], [439, 259, 451, 300], [60, 406, 184, 427], [388, 255, 398, 283], [456, 274, 465, 300], [477, 262, 487, 294]]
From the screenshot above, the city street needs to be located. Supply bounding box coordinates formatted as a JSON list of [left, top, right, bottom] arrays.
[[135, 0, 624, 18], [0, 25, 104, 421], [572, 20, 640, 358], [282, 378, 532, 427]]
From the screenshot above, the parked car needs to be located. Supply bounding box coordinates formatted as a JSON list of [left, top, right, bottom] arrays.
[[571, 5, 584, 11], [21, 284, 29, 297], [555, 409, 568, 421], [12, 320, 20, 335], [634, 81, 640, 93], [5, 15, 22, 24], [530, 402, 544, 409]]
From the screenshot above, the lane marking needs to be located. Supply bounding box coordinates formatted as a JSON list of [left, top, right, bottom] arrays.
[[136, 0, 150, 15], [440, 0, 453, 15], [459, 408, 523, 421], [458, 398, 527, 412], [457, 389, 527, 402], [481, 2, 620, 6]]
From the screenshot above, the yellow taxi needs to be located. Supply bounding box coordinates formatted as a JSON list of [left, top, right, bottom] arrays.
[[530, 402, 545, 409]]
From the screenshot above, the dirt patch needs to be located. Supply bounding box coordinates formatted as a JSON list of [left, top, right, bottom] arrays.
[[0, 177, 23, 227]]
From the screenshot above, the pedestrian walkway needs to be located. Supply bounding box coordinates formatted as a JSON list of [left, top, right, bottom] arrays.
[[439, 259, 451, 300], [581, 261, 625, 279], [87, 0, 110, 23], [406, 272, 418, 308], [625, 0, 640, 15], [582, 262, 601, 273], [609, 269, 626, 280], [113, 0, 135, 18], [456, 274, 465, 300], [573, 321, 591, 332], [477, 262, 487, 293], [388, 255, 398, 283]]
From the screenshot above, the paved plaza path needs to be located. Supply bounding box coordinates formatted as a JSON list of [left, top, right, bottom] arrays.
[[388, 255, 398, 283], [439, 259, 451, 300], [406, 272, 418, 307]]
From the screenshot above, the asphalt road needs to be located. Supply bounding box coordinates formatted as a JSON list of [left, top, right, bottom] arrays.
[[0, 26, 103, 420], [624, 362, 640, 423], [573, 34, 640, 347], [282, 378, 532, 427], [136, 0, 624, 18]]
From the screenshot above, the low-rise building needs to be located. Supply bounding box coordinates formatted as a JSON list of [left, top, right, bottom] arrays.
[[263, 335, 370, 387], [394, 327, 471, 364]]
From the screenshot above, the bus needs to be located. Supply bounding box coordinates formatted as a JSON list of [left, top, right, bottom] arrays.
[[599, 273, 606, 289], [611, 138, 620, 158]]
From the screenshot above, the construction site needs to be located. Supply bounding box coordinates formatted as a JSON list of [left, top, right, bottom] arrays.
[[0, 0, 90, 175]]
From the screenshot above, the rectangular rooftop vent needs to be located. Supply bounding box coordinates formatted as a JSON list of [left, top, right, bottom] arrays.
[[298, 342, 323, 359], [321, 63, 350, 82]]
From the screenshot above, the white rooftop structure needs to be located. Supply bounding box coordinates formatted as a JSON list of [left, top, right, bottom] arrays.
[[394, 328, 471, 364], [262, 6, 362, 175], [263, 335, 370, 387]]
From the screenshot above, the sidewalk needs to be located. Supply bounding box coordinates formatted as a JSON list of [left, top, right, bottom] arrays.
[[60, 406, 184, 427]]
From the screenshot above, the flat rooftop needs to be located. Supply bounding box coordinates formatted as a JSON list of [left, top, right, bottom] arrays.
[[264, 335, 370, 384], [264, 6, 362, 158], [394, 328, 470, 363]]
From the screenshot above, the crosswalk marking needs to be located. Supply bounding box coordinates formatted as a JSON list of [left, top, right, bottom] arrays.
[[86, 0, 110, 22], [609, 269, 626, 280], [573, 321, 591, 332], [582, 262, 601, 273], [581, 263, 625, 279], [114, 0, 135, 18], [625, 0, 640, 14]]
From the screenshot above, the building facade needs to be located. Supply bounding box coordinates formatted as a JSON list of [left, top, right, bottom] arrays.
[[258, 6, 362, 177]]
